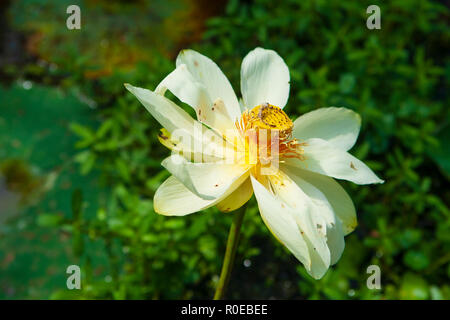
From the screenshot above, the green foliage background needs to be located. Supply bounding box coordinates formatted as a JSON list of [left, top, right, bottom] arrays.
[[0, 0, 449, 299]]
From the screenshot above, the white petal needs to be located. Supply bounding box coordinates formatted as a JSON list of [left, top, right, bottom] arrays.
[[293, 107, 361, 151], [155, 66, 240, 142], [176, 49, 241, 121], [250, 175, 311, 272], [201, 98, 234, 132], [154, 175, 217, 216], [267, 172, 332, 278], [216, 177, 253, 212], [240, 48, 290, 109], [251, 174, 331, 279], [162, 154, 250, 200], [287, 138, 384, 185], [202, 98, 243, 147], [125, 83, 233, 160], [288, 167, 357, 235], [282, 168, 345, 265], [280, 170, 336, 228], [155, 64, 212, 113], [125, 83, 195, 134], [326, 218, 345, 265]]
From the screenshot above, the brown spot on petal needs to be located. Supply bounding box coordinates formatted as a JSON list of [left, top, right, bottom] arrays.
[[350, 162, 357, 170]]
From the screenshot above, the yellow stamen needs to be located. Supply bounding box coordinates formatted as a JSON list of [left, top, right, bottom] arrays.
[[235, 103, 306, 174], [248, 103, 293, 133]]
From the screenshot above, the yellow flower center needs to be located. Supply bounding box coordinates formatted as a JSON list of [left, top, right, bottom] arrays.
[[247, 103, 293, 133], [236, 103, 306, 176]]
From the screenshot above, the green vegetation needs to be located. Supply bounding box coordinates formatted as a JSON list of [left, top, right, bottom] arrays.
[[0, 0, 448, 299]]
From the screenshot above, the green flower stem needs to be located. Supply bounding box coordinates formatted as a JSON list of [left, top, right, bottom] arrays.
[[213, 205, 247, 300]]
